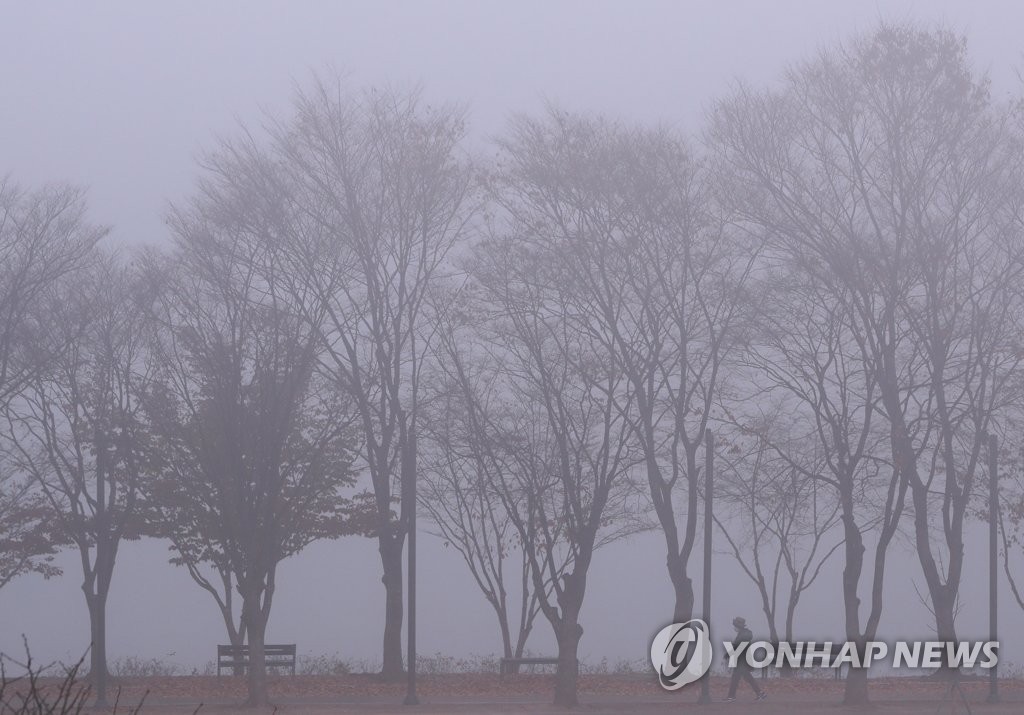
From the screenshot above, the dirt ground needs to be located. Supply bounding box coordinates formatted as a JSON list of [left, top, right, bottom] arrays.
[[13, 673, 1024, 714]]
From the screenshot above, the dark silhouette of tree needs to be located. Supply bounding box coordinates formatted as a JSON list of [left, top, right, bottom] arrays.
[[419, 310, 546, 666], [142, 172, 370, 705], [272, 78, 476, 680], [714, 421, 843, 649], [710, 23, 1024, 700], [486, 108, 755, 628], [2, 254, 152, 708], [0, 181, 104, 595], [0, 478, 62, 590], [0, 181, 104, 404], [458, 183, 645, 706]]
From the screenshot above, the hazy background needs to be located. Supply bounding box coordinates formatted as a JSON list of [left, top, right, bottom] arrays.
[[1, 0, 1023, 673]]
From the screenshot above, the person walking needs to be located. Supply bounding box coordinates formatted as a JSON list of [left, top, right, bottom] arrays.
[[725, 616, 767, 703]]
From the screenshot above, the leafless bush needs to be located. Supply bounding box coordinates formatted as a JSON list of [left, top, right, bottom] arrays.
[[109, 657, 181, 679], [296, 653, 349, 676], [0, 642, 147, 714], [415, 653, 502, 675]]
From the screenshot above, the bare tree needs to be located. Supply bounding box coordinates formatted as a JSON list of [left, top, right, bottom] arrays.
[[737, 273, 901, 705], [1, 254, 152, 708], [714, 422, 843, 649], [270, 78, 476, 679], [0, 181, 105, 403], [142, 173, 369, 704], [0, 182, 104, 594], [419, 312, 544, 666], [711, 25, 1024, 689], [484, 108, 754, 629], [994, 438, 1024, 613], [462, 159, 645, 704]]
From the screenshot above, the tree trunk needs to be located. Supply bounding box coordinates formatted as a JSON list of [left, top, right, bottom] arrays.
[[509, 605, 534, 675], [908, 479, 961, 677], [379, 531, 405, 681], [497, 606, 518, 673], [668, 557, 694, 624], [512, 554, 535, 667], [514, 617, 531, 661], [843, 666, 869, 705], [243, 598, 269, 707], [841, 511, 869, 706], [639, 409, 698, 631], [84, 590, 109, 707], [227, 621, 247, 678], [778, 595, 797, 677], [931, 589, 959, 678], [553, 620, 583, 707], [497, 603, 513, 659]]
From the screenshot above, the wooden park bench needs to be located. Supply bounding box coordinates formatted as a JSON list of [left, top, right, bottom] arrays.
[[217, 644, 297, 676], [499, 656, 560, 679], [758, 642, 846, 680]]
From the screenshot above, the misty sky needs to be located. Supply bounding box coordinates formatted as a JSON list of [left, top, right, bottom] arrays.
[[2, 0, 1024, 673]]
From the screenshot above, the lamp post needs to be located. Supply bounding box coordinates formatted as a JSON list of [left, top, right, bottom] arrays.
[[988, 432, 999, 704], [402, 412, 419, 706], [698, 429, 714, 705]]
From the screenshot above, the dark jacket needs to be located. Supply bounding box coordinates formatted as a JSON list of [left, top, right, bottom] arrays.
[[731, 626, 754, 668]]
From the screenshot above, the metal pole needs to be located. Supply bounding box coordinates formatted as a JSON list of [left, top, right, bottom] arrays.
[[988, 432, 999, 704], [698, 429, 714, 705], [403, 414, 419, 706]]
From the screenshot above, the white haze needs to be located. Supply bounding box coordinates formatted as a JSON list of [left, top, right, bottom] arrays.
[[2, 0, 1024, 673]]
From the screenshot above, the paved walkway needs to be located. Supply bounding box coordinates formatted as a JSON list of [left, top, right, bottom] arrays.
[[90, 691, 1024, 714]]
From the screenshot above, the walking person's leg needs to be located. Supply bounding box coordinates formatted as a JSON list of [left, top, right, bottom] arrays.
[[727, 666, 742, 699], [742, 667, 764, 697]]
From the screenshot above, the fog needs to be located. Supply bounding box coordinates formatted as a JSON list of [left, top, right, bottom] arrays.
[[3, 0, 1024, 706], [5, 1, 1023, 250], [4, 522, 1016, 674]]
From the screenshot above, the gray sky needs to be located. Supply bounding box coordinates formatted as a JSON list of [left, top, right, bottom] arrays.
[[3, 1, 1023, 248], [2, 0, 1024, 673]]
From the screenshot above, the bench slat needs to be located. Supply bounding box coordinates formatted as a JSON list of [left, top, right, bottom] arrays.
[[217, 644, 297, 676]]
